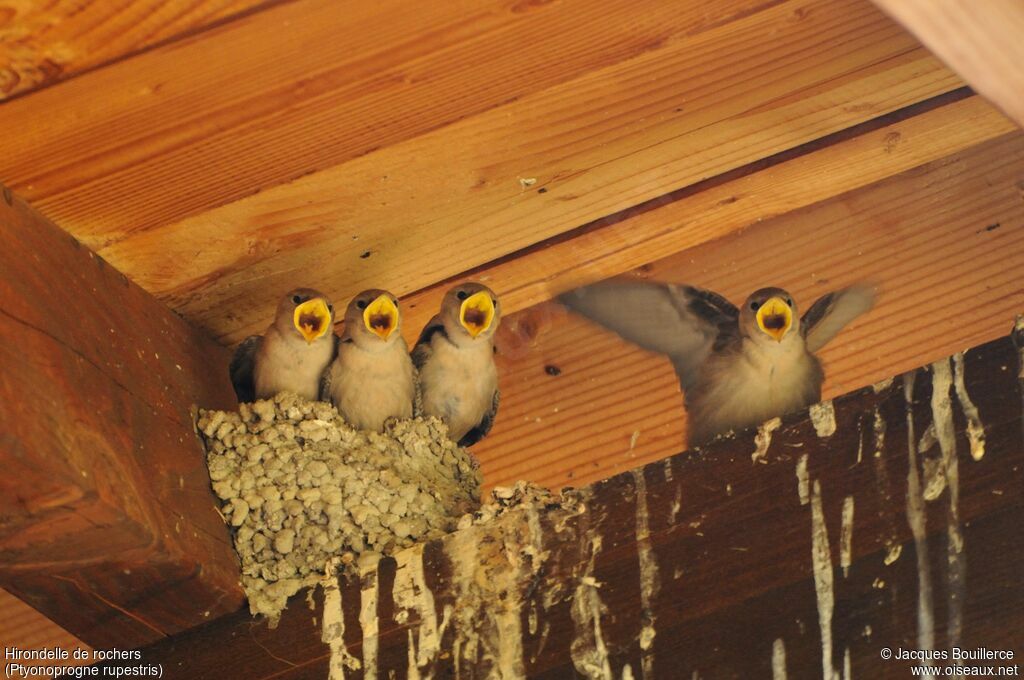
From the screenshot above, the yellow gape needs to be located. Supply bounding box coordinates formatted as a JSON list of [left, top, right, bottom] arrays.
[[292, 298, 332, 344], [363, 294, 399, 340], [756, 297, 793, 342], [459, 291, 495, 338]]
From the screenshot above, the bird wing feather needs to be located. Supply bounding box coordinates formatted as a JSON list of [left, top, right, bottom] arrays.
[[411, 315, 446, 370], [801, 285, 876, 354], [317, 334, 341, 401], [459, 388, 499, 447], [229, 335, 262, 403], [558, 280, 737, 391]]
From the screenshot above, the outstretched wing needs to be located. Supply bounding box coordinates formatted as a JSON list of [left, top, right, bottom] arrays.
[[558, 280, 738, 391], [802, 285, 876, 354], [459, 389, 499, 448], [229, 335, 262, 403]]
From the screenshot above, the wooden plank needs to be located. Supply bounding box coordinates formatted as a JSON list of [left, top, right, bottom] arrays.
[[0, 0, 775, 245], [128, 0, 962, 345], [396, 93, 1016, 347], [0, 0, 272, 100], [475, 130, 1024, 491], [0, 189, 244, 648], [99, 328, 1024, 679], [873, 0, 1024, 128], [0, 0, 962, 345], [0, 589, 89, 674]]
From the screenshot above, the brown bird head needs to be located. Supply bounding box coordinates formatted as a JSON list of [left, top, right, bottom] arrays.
[[344, 289, 401, 348], [276, 288, 334, 344], [440, 282, 501, 344], [740, 287, 799, 343]]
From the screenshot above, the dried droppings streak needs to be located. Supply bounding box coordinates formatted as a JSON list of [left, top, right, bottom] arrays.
[[809, 400, 837, 437], [752, 417, 782, 463], [952, 352, 986, 461], [811, 480, 839, 680]]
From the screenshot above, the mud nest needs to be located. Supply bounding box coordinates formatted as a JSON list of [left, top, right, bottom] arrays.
[[197, 392, 481, 623]]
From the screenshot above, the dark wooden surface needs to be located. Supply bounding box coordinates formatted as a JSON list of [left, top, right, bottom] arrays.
[[0, 190, 244, 648], [102, 324, 1024, 678]]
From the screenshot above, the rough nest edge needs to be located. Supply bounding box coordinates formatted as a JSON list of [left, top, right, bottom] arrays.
[[197, 392, 481, 624], [458, 479, 586, 530]]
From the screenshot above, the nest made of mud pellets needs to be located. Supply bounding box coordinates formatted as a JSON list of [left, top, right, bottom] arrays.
[[197, 392, 481, 623]]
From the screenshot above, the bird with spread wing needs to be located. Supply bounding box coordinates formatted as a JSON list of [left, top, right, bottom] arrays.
[[559, 280, 875, 446]]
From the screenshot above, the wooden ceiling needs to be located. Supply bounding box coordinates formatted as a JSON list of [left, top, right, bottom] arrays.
[[0, 0, 975, 340], [1, 0, 1023, 665], [1, 0, 1022, 490]]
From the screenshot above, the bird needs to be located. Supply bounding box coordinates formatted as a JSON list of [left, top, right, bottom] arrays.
[[230, 288, 337, 403], [558, 280, 875, 447], [412, 282, 501, 446], [322, 289, 415, 432]]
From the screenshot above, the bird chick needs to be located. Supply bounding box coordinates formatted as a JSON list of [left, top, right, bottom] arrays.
[[323, 289, 415, 432], [559, 281, 875, 447], [230, 288, 337, 403], [413, 282, 501, 446]]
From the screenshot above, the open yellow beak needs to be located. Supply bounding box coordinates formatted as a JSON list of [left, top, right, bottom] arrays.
[[363, 294, 399, 340], [460, 291, 495, 338], [293, 298, 331, 344], [756, 297, 793, 342]]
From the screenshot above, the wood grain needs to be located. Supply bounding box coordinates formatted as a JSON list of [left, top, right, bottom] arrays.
[[395, 93, 1016, 348], [0, 589, 89, 675], [0, 0, 271, 99], [98, 331, 1024, 679], [0, 190, 243, 648], [0, 0, 775, 244], [873, 0, 1024, 128], [134, 0, 962, 345], [474, 131, 1024, 492], [0, 0, 962, 345]]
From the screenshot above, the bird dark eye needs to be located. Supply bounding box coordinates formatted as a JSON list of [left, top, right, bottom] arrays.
[[327, 304, 333, 314], [750, 301, 761, 311], [491, 298, 497, 305], [292, 295, 302, 304], [392, 298, 398, 306], [357, 300, 367, 310], [785, 298, 792, 307], [456, 291, 468, 300]]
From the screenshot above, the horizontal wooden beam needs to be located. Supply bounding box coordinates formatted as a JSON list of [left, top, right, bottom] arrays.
[[0, 589, 89, 673], [872, 0, 1024, 128], [142, 0, 964, 345], [0, 1, 271, 100], [474, 128, 1024, 491], [0, 0, 774, 244], [100, 324, 1024, 678], [0, 0, 963, 345], [0, 190, 244, 648], [397, 92, 1015, 347]]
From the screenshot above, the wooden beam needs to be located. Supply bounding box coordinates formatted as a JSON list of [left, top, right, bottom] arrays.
[[396, 93, 1016, 347], [0, 0, 963, 345], [0, 0, 271, 100], [474, 129, 1024, 491], [134, 0, 964, 345], [0, 590, 89, 674], [99, 325, 1024, 679], [0, 0, 777, 244], [872, 0, 1024, 128], [0, 190, 244, 648]]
